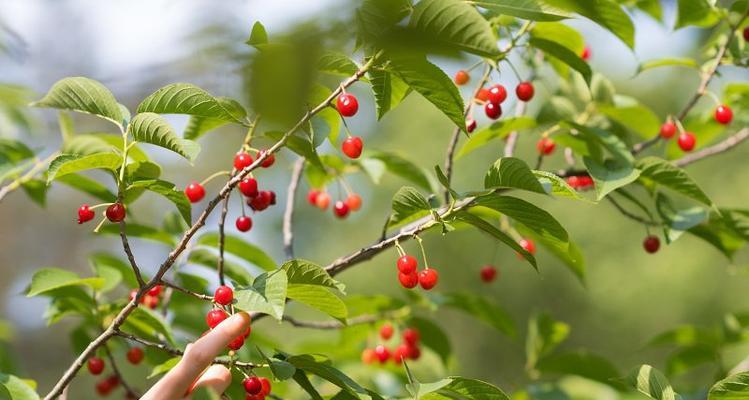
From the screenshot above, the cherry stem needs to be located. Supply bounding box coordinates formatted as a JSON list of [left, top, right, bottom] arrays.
[[340, 116, 354, 138], [200, 170, 231, 186], [92, 217, 107, 233], [89, 202, 113, 210], [339, 177, 353, 196], [465, 59, 484, 72], [413, 234, 429, 269], [237, 190, 246, 217], [504, 58, 524, 82], [705, 90, 722, 106], [394, 240, 406, 257], [674, 118, 687, 135]]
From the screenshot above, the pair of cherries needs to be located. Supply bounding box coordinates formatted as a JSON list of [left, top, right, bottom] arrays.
[[336, 93, 365, 160], [77, 203, 126, 224], [396, 255, 438, 290]]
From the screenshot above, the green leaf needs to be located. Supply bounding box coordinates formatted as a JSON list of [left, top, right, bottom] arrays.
[[27, 268, 104, 297], [636, 157, 712, 206], [387, 51, 466, 133], [622, 364, 677, 400], [56, 174, 117, 202], [128, 113, 200, 162], [30, 77, 124, 128], [474, 0, 569, 21], [265, 131, 324, 170], [458, 117, 537, 158], [287, 354, 368, 397], [533, 170, 587, 201], [47, 153, 122, 184], [636, 58, 699, 74], [0, 373, 40, 400], [409, 0, 499, 56], [368, 69, 410, 120], [547, 0, 635, 48], [709, 372, 749, 399], [526, 312, 570, 371], [665, 344, 717, 376], [124, 307, 176, 346], [21, 179, 47, 207], [257, 350, 297, 381], [440, 292, 516, 336], [318, 51, 359, 76], [98, 223, 176, 246], [364, 151, 435, 191], [286, 284, 348, 321], [675, 0, 719, 29], [537, 350, 621, 386], [390, 186, 432, 226], [148, 357, 180, 379], [420, 377, 509, 400], [246, 21, 268, 47], [484, 157, 546, 194], [516, 224, 585, 282], [356, 0, 411, 43], [188, 249, 252, 287], [90, 252, 140, 288], [529, 38, 591, 84], [584, 157, 641, 200], [234, 270, 288, 320], [197, 233, 277, 271], [136, 83, 246, 123], [599, 104, 660, 139], [456, 211, 537, 269], [293, 369, 324, 400], [531, 22, 584, 54], [282, 259, 345, 292], [183, 97, 248, 140], [127, 179, 191, 224]]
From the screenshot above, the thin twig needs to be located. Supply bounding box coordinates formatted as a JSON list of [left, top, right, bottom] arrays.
[[605, 196, 660, 226], [216, 194, 230, 286], [0, 152, 58, 203], [160, 280, 213, 301], [119, 220, 146, 287], [102, 344, 140, 399], [673, 128, 749, 167], [283, 158, 305, 260]]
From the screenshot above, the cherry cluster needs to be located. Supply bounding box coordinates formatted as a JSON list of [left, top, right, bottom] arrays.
[[361, 324, 422, 365], [396, 255, 438, 290], [456, 69, 536, 133], [205, 285, 253, 351], [241, 375, 272, 400], [129, 284, 164, 310], [307, 189, 362, 219], [87, 347, 143, 396], [659, 104, 733, 152]]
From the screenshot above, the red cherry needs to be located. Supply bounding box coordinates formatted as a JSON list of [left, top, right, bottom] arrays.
[[677, 132, 696, 152], [259, 378, 271, 395], [403, 328, 420, 346], [228, 334, 245, 351], [396, 255, 418, 274], [393, 344, 410, 364], [214, 285, 234, 305], [659, 122, 677, 139], [581, 46, 591, 61], [578, 175, 594, 188], [95, 379, 115, 396], [342, 136, 364, 159], [244, 325, 252, 338], [77, 204, 95, 224], [105, 203, 126, 222], [744, 27, 749, 42], [248, 191, 272, 211], [418, 268, 439, 290], [408, 345, 421, 360], [239, 178, 259, 198], [87, 357, 105, 375], [516, 81, 535, 101], [643, 235, 660, 254], [488, 84, 507, 104], [315, 192, 331, 210], [454, 70, 470, 85], [398, 271, 419, 289], [379, 323, 394, 340], [566, 176, 580, 188], [476, 88, 490, 102], [714, 105, 733, 125], [466, 118, 477, 133], [536, 138, 555, 155], [336, 93, 359, 117], [346, 193, 362, 211], [144, 295, 159, 309], [147, 284, 162, 297], [480, 265, 497, 283], [519, 238, 536, 255], [258, 150, 275, 168], [234, 152, 253, 171], [243, 377, 263, 394], [206, 309, 228, 329], [236, 216, 253, 232], [484, 102, 502, 119], [374, 345, 390, 364], [126, 347, 144, 365], [361, 348, 377, 364], [184, 182, 205, 203], [333, 201, 350, 218], [307, 189, 320, 206]]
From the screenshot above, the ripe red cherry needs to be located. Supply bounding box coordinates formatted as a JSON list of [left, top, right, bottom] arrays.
[[578, 175, 594, 188], [236, 216, 253, 232], [380, 323, 394, 340], [418, 268, 439, 290], [315, 192, 331, 210], [243, 376, 262, 394], [393, 344, 410, 364], [206, 309, 228, 329], [259, 378, 271, 395], [403, 328, 420, 346], [346, 193, 362, 211], [144, 295, 159, 309], [659, 122, 676, 139], [126, 347, 144, 365], [239, 178, 259, 198], [336, 93, 359, 117], [744, 27, 749, 41], [234, 152, 253, 171], [484, 102, 502, 119], [536, 138, 555, 155], [516, 81, 535, 101], [184, 182, 205, 203], [77, 204, 95, 224], [361, 348, 377, 364], [333, 201, 350, 218], [214, 285, 234, 305], [519, 238, 536, 254], [397, 255, 418, 274], [714, 105, 733, 125], [480, 265, 497, 283], [248, 191, 272, 211], [307, 189, 320, 205], [398, 271, 419, 289], [677, 132, 696, 152], [342, 136, 364, 159], [374, 345, 390, 364], [147, 284, 162, 297], [643, 235, 660, 254], [105, 203, 126, 222], [581, 46, 591, 61], [454, 70, 470, 85], [95, 378, 116, 396], [258, 150, 275, 168], [488, 84, 507, 104], [228, 334, 245, 351], [409, 345, 421, 360], [466, 118, 477, 133], [476, 88, 490, 102], [87, 357, 105, 375]]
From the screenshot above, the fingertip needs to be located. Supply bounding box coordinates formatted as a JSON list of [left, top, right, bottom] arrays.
[[226, 311, 251, 334]]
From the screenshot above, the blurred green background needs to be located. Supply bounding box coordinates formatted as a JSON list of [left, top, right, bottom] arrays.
[[1, 0, 748, 398]]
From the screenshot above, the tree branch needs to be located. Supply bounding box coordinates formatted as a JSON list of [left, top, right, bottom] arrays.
[[216, 194, 230, 286], [283, 158, 305, 260], [119, 220, 146, 287], [673, 128, 749, 167], [0, 152, 58, 203], [159, 280, 213, 301]]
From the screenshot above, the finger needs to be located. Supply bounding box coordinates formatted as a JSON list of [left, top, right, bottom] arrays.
[[141, 312, 251, 400], [184, 364, 232, 399]]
